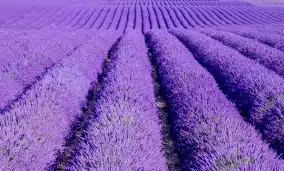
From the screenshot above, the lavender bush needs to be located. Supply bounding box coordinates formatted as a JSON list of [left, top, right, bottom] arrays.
[[225, 27, 284, 52], [0, 31, 120, 170], [147, 30, 284, 170], [65, 30, 167, 171], [0, 29, 90, 110], [171, 29, 284, 158], [202, 29, 284, 78]]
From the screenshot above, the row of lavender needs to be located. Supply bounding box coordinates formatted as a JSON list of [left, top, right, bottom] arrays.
[[2, 25, 284, 170], [61, 31, 167, 170], [147, 30, 284, 170], [62, 28, 284, 170], [199, 25, 284, 154], [0, 30, 121, 170], [87, 0, 253, 6], [1, 4, 284, 32], [0, 0, 253, 7], [0, 29, 93, 111]]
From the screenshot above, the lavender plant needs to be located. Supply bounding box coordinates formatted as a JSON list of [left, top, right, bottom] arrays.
[[147, 30, 284, 170], [171, 29, 284, 158]]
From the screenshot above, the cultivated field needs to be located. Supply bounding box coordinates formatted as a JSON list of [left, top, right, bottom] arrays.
[[1, 0, 284, 170]]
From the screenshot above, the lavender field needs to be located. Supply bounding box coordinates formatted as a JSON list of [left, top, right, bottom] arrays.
[[1, 0, 284, 170]]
